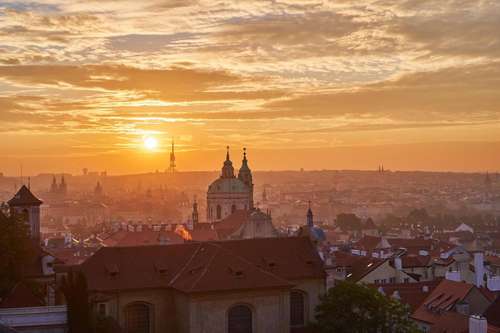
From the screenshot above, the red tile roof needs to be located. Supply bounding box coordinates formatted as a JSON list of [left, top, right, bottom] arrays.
[[213, 210, 249, 239], [412, 280, 480, 332], [332, 251, 386, 282], [370, 279, 442, 311], [101, 230, 184, 247], [353, 235, 383, 251], [402, 254, 432, 268], [77, 237, 324, 294]]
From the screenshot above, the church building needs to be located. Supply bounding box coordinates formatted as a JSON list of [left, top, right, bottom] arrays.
[[207, 147, 254, 222]]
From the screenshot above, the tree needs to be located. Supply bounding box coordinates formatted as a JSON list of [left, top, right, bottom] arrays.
[[335, 213, 362, 231], [60, 270, 92, 333], [0, 211, 36, 297], [313, 282, 419, 333]]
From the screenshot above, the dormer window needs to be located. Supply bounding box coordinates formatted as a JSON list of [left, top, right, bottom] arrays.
[[105, 264, 119, 278], [154, 262, 168, 275]]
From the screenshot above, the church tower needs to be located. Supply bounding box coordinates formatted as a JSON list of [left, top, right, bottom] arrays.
[[59, 175, 67, 196], [192, 198, 199, 226], [238, 147, 254, 209], [307, 201, 314, 227], [206, 146, 253, 222], [8, 185, 43, 240]]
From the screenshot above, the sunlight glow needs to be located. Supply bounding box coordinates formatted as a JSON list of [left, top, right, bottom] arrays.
[[143, 136, 158, 151]]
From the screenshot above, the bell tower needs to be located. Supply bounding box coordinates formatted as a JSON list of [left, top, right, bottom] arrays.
[[8, 185, 43, 241], [238, 147, 254, 209]]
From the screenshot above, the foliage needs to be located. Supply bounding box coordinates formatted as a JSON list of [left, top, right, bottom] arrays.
[[313, 282, 419, 333], [60, 270, 92, 333], [0, 212, 35, 297], [335, 213, 362, 231], [94, 316, 122, 333]]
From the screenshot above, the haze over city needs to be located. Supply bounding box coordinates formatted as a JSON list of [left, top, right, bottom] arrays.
[[1, 0, 500, 174]]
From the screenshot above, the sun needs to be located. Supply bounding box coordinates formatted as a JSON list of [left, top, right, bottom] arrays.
[[143, 136, 158, 151]]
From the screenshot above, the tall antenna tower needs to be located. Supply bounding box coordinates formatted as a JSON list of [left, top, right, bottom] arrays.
[[168, 138, 176, 173]]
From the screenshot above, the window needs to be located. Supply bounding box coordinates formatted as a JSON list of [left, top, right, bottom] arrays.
[[374, 279, 380, 284], [125, 303, 151, 333], [389, 277, 396, 283], [228, 305, 252, 333], [98, 303, 107, 317], [404, 278, 410, 283], [216, 205, 222, 219], [290, 291, 306, 327]]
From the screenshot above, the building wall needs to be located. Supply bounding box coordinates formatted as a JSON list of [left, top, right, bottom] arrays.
[[207, 193, 250, 223], [292, 278, 325, 324], [186, 289, 290, 333], [98, 289, 177, 333]]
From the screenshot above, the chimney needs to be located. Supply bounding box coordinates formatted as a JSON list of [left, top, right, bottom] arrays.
[[394, 257, 403, 270], [456, 301, 470, 316], [469, 315, 487, 333], [474, 252, 485, 288], [445, 270, 461, 282], [487, 276, 500, 291]]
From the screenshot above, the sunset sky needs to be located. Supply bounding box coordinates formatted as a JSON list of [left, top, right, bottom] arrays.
[[1, 0, 500, 175]]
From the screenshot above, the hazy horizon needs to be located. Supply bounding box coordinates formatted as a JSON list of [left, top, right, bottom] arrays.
[[1, 1, 500, 175], [2, 141, 500, 176]]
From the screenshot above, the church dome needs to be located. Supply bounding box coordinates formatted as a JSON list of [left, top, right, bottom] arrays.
[[208, 177, 249, 194]]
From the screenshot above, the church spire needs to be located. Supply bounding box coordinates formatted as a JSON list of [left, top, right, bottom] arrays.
[[192, 197, 199, 226], [238, 147, 253, 208], [307, 201, 314, 227], [221, 146, 235, 178]]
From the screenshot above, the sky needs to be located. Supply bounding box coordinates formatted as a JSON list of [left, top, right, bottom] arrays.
[[1, 0, 500, 175]]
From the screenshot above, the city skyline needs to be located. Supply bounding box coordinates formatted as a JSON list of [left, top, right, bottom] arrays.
[[1, 0, 500, 174]]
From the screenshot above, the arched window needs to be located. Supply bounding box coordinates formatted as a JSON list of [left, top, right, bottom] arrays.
[[290, 290, 306, 327], [216, 205, 222, 219], [125, 302, 151, 333], [231, 204, 236, 214], [228, 305, 252, 333]]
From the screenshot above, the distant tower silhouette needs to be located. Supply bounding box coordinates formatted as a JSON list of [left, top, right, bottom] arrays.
[[307, 201, 314, 227], [168, 139, 176, 173], [50, 175, 58, 193], [95, 181, 103, 197], [8, 185, 43, 240], [59, 175, 67, 195], [192, 197, 199, 226]]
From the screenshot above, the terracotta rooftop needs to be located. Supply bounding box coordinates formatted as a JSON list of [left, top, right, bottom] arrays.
[[411, 279, 490, 332], [101, 230, 184, 247], [77, 237, 324, 294], [332, 251, 386, 282], [371, 279, 442, 311]]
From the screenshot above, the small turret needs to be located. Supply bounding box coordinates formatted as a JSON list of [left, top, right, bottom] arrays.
[[192, 198, 199, 226]]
